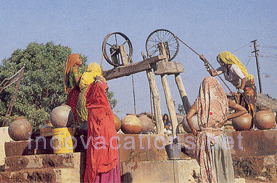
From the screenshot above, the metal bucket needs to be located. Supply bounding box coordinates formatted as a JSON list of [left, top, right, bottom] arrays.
[[52, 128, 74, 154], [165, 143, 181, 160]]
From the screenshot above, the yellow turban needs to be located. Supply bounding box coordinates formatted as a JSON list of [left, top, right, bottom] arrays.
[[217, 51, 254, 81], [79, 62, 104, 90]]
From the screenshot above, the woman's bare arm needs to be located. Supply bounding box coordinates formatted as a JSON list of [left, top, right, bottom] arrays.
[[186, 101, 198, 136], [227, 99, 247, 120], [240, 78, 246, 91]]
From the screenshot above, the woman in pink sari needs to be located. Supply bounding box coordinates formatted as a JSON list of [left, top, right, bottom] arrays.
[[84, 76, 120, 183], [187, 76, 247, 183]]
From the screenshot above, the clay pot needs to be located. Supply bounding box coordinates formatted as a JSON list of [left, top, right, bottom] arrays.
[[114, 114, 121, 132], [121, 114, 142, 134], [8, 117, 32, 141], [232, 113, 252, 131], [182, 115, 200, 133], [138, 115, 155, 134], [50, 104, 74, 128], [254, 108, 275, 130]]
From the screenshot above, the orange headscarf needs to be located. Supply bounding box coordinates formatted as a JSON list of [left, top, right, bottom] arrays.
[[63, 54, 80, 90]]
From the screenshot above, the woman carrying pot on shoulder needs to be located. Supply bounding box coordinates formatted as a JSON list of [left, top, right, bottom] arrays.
[[187, 76, 247, 183]]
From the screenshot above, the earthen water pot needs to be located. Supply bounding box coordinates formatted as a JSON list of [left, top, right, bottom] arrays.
[[232, 113, 252, 131], [254, 108, 275, 130], [8, 117, 32, 141], [114, 114, 121, 132], [121, 114, 142, 134], [138, 115, 155, 134], [50, 104, 74, 128], [182, 115, 200, 133]]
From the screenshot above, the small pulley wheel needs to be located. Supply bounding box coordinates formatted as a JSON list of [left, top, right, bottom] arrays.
[[145, 29, 179, 61], [102, 32, 133, 67]]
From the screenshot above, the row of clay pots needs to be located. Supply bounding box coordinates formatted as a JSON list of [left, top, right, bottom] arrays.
[[8, 104, 73, 141], [232, 108, 276, 131], [182, 108, 276, 132], [49, 105, 156, 134], [8, 105, 276, 141], [8, 105, 157, 141], [117, 114, 155, 134]]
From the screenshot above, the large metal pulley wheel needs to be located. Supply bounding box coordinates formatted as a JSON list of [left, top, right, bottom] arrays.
[[145, 29, 179, 61], [102, 32, 133, 67]]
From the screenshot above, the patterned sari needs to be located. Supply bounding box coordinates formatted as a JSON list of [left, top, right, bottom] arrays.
[[239, 78, 257, 118], [195, 76, 234, 183], [217, 51, 257, 118]]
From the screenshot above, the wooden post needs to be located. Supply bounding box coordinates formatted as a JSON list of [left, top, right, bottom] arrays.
[[146, 69, 164, 134], [158, 42, 178, 138], [141, 52, 164, 134], [120, 45, 128, 66], [175, 73, 191, 114]]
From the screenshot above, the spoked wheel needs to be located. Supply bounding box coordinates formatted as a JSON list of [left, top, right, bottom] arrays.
[[145, 29, 179, 61], [102, 32, 133, 67]]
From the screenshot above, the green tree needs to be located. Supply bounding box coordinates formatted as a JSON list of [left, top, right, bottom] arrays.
[[0, 42, 117, 130], [106, 90, 117, 110]]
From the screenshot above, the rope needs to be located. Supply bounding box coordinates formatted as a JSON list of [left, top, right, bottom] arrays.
[[130, 58, 136, 114], [175, 36, 233, 92], [175, 36, 251, 105]]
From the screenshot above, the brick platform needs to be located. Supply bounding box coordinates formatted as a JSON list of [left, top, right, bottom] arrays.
[[2, 130, 277, 182]]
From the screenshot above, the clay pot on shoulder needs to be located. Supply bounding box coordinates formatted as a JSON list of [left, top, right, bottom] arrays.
[[8, 117, 32, 141], [182, 115, 200, 133], [254, 108, 275, 130], [121, 114, 142, 134], [232, 113, 252, 131]]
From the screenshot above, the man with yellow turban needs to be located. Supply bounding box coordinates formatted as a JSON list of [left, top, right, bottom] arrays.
[[200, 51, 257, 120], [76, 62, 104, 125]]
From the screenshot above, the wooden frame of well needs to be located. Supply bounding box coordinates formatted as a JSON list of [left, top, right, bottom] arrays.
[[102, 42, 191, 136]]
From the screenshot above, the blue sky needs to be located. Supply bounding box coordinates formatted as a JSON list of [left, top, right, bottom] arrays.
[[1, 0, 276, 119]]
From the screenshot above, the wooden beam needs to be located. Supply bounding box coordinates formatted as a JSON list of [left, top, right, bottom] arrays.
[[154, 61, 184, 75], [103, 55, 166, 81]]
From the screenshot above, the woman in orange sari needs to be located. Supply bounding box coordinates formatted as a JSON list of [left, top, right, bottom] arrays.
[[187, 76, 247, 183], [84, 76, 120, 183], [64, 54, 82, 122]]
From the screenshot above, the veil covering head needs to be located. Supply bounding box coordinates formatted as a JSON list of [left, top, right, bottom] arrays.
[[79, 62, 104, 90], [196, 76, 228, 129], [217, 51, 254, 81], [64, 54, 80, 89]]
